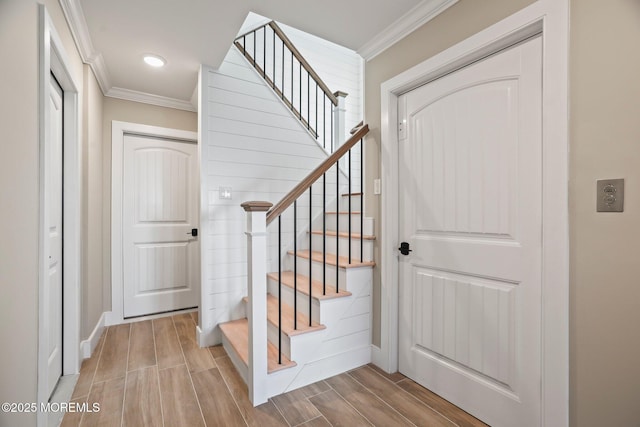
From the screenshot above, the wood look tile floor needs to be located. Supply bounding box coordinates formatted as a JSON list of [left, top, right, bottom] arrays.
[[62, 312, 486, 427]]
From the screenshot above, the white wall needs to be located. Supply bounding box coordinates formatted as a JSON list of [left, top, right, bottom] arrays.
[[280, 22, 363, 192], [238, 12, 364, 190], [200, 48, 349, 344]]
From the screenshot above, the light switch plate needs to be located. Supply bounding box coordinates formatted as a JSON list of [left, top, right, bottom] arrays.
[[597, 179, 624, 212], [219, 187, 232, 200]]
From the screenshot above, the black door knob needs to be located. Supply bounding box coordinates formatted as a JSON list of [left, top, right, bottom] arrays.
[[398, 242, 412, 255]]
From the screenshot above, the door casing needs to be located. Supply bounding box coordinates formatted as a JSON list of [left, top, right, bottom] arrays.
[[378, 1, 569, 425], [38, 5, 82, 426], [109, 121, 198, 326]]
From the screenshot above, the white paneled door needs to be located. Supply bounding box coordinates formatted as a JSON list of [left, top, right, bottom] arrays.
[[46, 75, 64, 397], [123, 134, 199, 318], [398, 37, 542, 426]]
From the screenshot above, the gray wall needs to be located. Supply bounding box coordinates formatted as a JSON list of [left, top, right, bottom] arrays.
[[82, 64, 105, 339], [569, 0, 640, 425]]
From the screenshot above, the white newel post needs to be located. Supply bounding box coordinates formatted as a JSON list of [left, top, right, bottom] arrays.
[[241, 201, 273, 406], [332, 91, 348, 152]]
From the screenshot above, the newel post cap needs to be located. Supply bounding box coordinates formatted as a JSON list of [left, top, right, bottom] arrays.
[[241, 201, 273, 212]]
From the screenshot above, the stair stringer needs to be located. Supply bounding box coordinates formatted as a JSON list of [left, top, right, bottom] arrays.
[[264, 265, 373, 398]]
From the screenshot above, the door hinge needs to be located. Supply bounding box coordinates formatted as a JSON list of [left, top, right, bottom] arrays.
[[398, 120, 407, 141]]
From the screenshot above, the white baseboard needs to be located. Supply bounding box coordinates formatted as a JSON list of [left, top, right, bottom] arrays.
[[370, 344, 389, 371], [80, 312, 107, 359], [197, 326, 221, 348], [105, 310, 119, 326]]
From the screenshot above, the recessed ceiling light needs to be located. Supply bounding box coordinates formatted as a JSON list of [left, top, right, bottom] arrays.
[[143, 54, 166, 68]]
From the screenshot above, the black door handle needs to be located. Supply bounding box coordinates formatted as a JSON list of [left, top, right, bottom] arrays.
[[398, 242, 412, 255], [187, 228, 198, 237]]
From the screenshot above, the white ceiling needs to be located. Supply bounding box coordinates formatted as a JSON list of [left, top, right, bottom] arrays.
[[69, 0, 456, 110]]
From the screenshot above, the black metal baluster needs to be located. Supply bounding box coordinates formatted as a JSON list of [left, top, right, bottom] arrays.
[[331, 100, 334, 153], [315, 83, 318, 139], [281, 38, 284, 100], [278, 215, 282, 364], [253, 32, 256, 68], [335, 161, 339, 293], [263, 26, 266, 79], [291, 50, 293, 111], [360, 139, 364, 263], [299, 62, 302, 121], [243, 35, 246, 56], [323, 95, 326, 149], [272, 27, 275, 89], [323, 173, 326, 296], [348, 149, 352, 264], [294, 200, 297, 330], [307, 73, 310, 131], [308, 186, 312, 326]]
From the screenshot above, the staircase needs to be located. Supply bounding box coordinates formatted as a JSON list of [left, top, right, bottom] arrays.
[[216, 21, 373, 404], [220, 187, 375, 401]]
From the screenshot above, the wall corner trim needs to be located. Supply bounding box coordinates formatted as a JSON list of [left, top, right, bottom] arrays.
[[59, 0, 197, 112], [58, 0, 112, 92], [357, 0, 458, 61], [197, 326, 221, 348]]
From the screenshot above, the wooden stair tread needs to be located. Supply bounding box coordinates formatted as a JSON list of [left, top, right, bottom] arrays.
[[288, 250, 376, 269], [219, 319, 296, 373], [341, 192, 363, 197], [309, 230, 376, 240], [267, 271, 352, 300], [243, 295, 326, 336]]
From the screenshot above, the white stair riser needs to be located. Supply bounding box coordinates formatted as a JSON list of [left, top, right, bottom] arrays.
[[325, 214, 373, 235], [241, 296, 325, 361], [267, 277, 321, 324], [310, 234, 374, 261], [266, 321, 292, 360], [286, 256, 344, 289], [221, 333, 248, 383], [264, 313, 326, 362], [240, 297, 294, 359], [339, 194, 362, 211]]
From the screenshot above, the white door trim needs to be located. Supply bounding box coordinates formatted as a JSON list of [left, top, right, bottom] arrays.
[[109, 121, 198, 326], [38, 5, 82, 426], [378, 1, 569, 425]]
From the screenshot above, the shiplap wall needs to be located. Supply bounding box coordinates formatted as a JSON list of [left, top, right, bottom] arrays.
[[279, 22, 363, 191], [238, 13, 364, 187], [199, 48, 355, 344], [199, 14, 364, 344]]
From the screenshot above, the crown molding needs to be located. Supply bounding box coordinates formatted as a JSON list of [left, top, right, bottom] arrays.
[[59, 0, 197, 112], [106, 87, 198, 112], [357, 0, 458, 61], [59, 0, 111, 91]]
